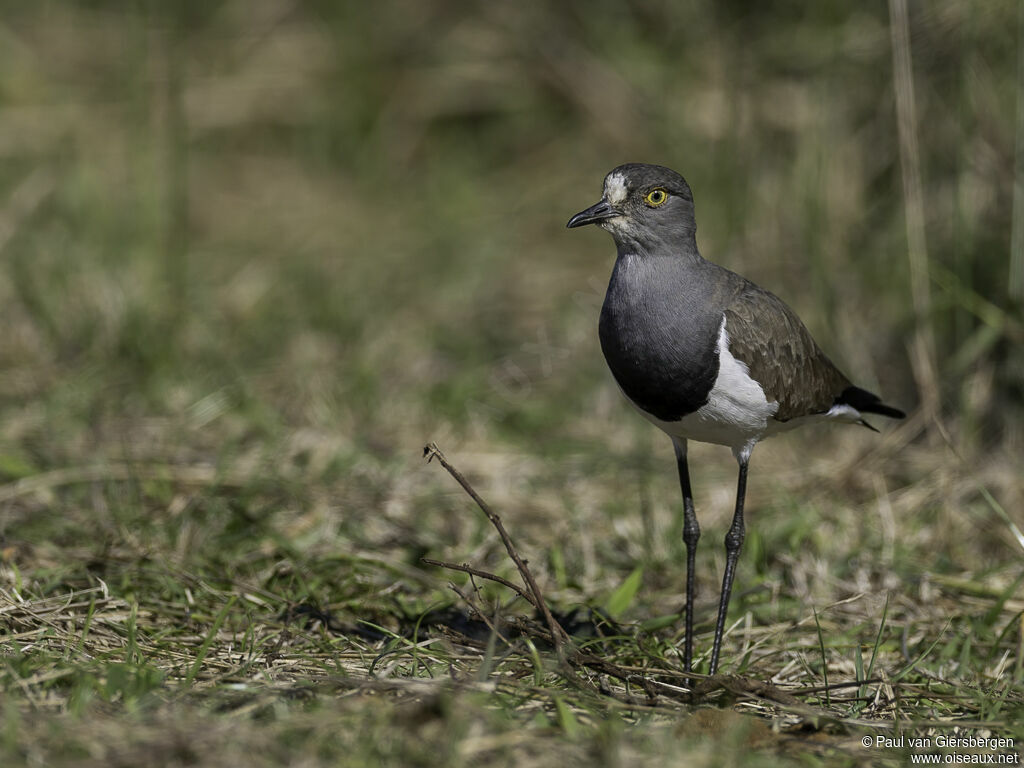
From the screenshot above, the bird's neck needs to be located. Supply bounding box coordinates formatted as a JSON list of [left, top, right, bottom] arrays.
[[614, 232, 702, 265]]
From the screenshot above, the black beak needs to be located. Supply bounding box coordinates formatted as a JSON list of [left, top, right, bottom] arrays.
[[567, 199, 618, 228]]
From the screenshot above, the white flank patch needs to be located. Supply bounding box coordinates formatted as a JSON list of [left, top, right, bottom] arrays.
[[639, 317, 778, 452], [604, 172, 628, 205]]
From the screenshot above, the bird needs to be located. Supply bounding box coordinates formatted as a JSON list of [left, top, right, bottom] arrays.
[[567, 163, 905, 677]]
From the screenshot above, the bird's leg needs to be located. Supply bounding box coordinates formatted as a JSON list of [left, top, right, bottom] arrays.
[[709, 449, 751, 675], [672, 437, 700, 678]]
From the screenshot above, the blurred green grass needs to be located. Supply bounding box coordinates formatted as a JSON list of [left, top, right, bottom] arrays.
[[1, 1, 1023, 766]]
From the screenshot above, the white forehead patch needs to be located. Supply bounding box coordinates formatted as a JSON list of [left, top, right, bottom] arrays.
[[603, 173, 628, 205]]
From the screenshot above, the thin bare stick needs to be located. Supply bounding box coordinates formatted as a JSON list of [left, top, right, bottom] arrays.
[[423, 443, 569, 652], [447, 583, 512, 648], [421, 558, 537, 607], [574, 651, 659, 701], [422, 445, 677, 700]]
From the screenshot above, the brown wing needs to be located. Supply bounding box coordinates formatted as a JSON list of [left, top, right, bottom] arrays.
[[723, 287, 851, 422]]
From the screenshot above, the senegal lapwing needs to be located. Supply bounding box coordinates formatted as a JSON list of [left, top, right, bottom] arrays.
[[567, 163, 905, 675]]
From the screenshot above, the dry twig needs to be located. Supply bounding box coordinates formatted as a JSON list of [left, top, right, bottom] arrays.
[[422, 443, 670, 700], [423, 443, 568, 652], [421, 558, 537, 608]]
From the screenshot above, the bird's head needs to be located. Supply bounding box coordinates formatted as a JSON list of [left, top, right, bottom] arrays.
[[566, 163, 696, 251]]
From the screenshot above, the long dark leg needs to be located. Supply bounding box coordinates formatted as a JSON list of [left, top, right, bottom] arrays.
[[672, 438, 700, 677], [709, 451, 750, 675]]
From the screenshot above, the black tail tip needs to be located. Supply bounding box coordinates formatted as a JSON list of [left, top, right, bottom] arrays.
[[837, 386, 906, 420]]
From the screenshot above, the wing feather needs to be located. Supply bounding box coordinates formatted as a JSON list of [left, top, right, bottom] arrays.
[[723, 288, 850, 422]]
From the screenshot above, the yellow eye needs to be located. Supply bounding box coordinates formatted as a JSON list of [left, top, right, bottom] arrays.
[[644, 188, 668, 207]]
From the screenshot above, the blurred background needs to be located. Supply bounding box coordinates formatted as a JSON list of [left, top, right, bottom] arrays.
[[1, 0, 1022, 626]]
